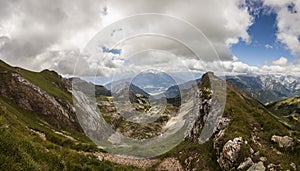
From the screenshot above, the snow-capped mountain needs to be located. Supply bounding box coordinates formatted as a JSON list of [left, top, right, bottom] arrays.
[[226, 74, 300, 104]]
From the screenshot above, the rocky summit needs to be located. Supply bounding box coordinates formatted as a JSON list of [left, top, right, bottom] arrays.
[[0, 60, 299, 170]]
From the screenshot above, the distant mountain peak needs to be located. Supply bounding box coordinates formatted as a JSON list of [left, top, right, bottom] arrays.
[[226, 74, 300, 104]]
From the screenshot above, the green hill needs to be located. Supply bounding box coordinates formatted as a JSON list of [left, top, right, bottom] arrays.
[[267, 96, 300, 131]]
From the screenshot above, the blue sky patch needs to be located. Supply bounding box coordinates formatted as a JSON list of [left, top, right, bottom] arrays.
[[231, 8, 293, 66], [101, 46, 122, 55]]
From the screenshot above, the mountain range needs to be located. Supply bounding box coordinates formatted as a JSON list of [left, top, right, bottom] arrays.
[[105, 73, 300, 104], [226, 74, 300, 104], [0, 60, 299, 170]]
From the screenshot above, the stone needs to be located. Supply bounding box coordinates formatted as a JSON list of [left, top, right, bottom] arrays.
[[97, 155, 104, 161], [215, 129, 225, 141], [237, 157, 254, 170], [253, 151, 260, 157], [271, 135, 294, 148], [251, 134, 262, 146], [223, 137, 243, 162], [217, 117, 230, 130], [259, 157, 267, 162], [217, 137, 243, 170], [267, 163, 281, 171], [247, 161, 265, 171], [290, 162, 297, 171]]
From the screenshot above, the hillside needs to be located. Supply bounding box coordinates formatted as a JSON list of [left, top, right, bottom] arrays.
[[163, 73, 300, 170], [0, 60, 139, 170], [267, 96, 300, 131], [0, 60, 299, 170], [267, 96, 300, 115]]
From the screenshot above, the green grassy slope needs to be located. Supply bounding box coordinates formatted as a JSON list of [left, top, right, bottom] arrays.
[[0, 60, 140, 170], [267, 96, 300, 131], [224, 83, 299, 168], [267, 96, 300, 116], [0, 92, 140, 170]]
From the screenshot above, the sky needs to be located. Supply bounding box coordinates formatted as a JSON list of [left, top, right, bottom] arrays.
[[231, 3, 294, 66], [0, 0, 300, 80]]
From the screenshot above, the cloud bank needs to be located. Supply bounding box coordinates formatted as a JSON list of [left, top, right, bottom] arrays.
[[263, 0, 300, 57], [0, 0, 299, 76]]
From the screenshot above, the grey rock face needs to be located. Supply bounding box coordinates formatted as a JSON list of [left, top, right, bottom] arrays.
[[0, 73, 78, 130]]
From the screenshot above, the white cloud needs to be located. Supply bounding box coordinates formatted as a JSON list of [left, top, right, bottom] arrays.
[[0, 0, 254, 76], [265, 44, 273, 49], [0, 0, 105, 72], [221, 60, 261, 74], [79, 0, 254, 76], [2, 0, 298, 77], [105, 0, 253, 56], [263, 0, 300, 57], [272, 56, 288, 65], [232, 56, 239, 61], [219, 61, 300, 75]]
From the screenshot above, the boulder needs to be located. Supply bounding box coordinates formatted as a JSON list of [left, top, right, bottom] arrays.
[[247, 161, 265, 171], [217, 137, 243, 170], [271, 135, 294, 148], [223, 137, 243, 162]]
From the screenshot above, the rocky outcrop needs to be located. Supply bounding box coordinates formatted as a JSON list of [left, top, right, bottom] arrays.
[[185, 87, 228, 144], [217, 137, 243, 170], [184, 90, 210, 143], [0, 72, 78, 130], [271, 135, 294, 148]]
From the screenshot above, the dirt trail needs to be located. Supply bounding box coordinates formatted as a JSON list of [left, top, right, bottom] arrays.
[[95, 152, 159, 168], [78, 151, 160, 169]]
